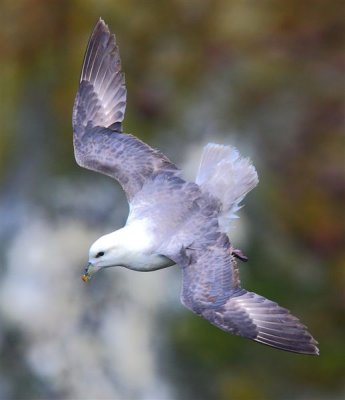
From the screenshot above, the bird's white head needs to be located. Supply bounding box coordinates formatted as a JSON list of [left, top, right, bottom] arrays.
[[81, 220, 161, 282], [82, 230, 126, 282]]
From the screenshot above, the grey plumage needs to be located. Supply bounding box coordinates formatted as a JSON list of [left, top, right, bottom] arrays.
[[73, 19, 178, 200], [73, 19, 319, 355]]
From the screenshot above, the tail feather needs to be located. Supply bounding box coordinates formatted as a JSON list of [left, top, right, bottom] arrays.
[[196, 143, 258, 232]]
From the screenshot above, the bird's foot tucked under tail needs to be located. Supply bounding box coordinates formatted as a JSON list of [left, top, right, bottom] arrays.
[[231, 248, 248, 262], [202, 289, 319, 355]]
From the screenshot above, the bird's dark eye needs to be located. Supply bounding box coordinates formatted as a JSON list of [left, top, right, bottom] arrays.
[[95, 251, 105, 258]]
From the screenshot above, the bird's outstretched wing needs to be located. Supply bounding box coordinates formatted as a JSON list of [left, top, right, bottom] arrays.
[[179, 234, 319, 355], [72, 19, 178, 201]]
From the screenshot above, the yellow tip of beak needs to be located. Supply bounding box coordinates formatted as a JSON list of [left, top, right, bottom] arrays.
[[81, 274, 90, 283]]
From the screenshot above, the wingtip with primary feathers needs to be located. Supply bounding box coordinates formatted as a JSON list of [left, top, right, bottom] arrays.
[[76, 17, 127, 131], [220, 289, 319, 356]]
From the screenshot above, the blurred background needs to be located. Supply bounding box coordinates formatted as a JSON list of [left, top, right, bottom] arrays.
[[0, 1, 344, 399]]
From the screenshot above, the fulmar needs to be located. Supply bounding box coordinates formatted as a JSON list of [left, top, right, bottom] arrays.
[[72, 19, 319, 355]]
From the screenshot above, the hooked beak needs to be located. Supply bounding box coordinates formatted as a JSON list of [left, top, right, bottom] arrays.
[[81, 262, 100, 283]]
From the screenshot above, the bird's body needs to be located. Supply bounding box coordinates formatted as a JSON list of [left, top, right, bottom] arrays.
[[73, 19, 319, 355]]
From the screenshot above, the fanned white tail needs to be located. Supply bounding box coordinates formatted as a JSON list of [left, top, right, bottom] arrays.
[[196, 143, 258, 232]]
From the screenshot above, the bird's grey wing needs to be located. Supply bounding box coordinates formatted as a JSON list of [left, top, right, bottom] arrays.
[[177, 234, 319, 355], [72, 19, 178, 201]]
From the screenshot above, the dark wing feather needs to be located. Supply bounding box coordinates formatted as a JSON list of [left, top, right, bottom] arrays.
[[77, 18, 126, 132], [180, 233, 241, 312], [72, 19, 178, 200], [179, 236, 319, 355]]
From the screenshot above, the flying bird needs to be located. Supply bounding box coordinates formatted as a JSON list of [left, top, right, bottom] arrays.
[[72, 18, 319, 355]]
